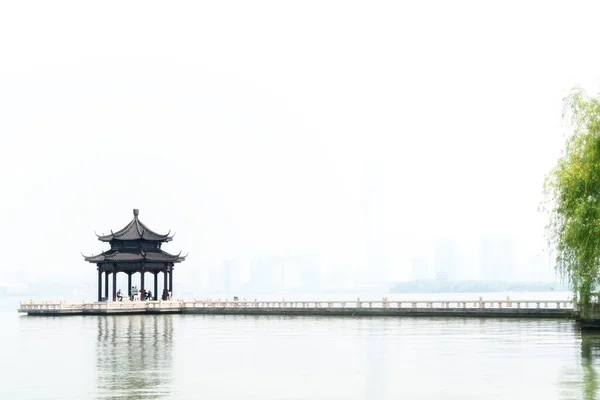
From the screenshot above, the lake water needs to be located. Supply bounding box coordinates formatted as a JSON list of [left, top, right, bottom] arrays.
[[2, 292, 598, 400]]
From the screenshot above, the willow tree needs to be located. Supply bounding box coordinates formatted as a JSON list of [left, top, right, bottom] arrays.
[[543, 87, 600, 317]]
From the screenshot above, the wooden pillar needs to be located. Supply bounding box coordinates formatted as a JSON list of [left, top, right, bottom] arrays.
[[112, 266, 117, 301], [127, 273, 132, 298], [104, 271, 109, 301], [97, 267, 102, 302], [169, 266, 173, 297], [153, 272, 158, 301], [140, 268, 145, 300], [163, 268, 168, 299]]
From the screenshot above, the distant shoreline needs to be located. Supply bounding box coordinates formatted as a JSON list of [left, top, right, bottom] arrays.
[[389, 280, 569, 294]]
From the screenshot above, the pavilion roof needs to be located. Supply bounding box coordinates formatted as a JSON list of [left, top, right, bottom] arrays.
[[95, 209, 174, 242], [83, 249, 187, 263]]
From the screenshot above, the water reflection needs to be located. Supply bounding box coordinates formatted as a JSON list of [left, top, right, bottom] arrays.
[[96, 315, 174, 399], [560, 331, 600, 400], [580, 332, 600, 400]]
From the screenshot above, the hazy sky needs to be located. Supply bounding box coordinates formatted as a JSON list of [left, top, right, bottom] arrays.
[[1, 1, 600, 285]]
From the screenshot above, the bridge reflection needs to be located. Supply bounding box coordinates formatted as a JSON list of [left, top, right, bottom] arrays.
[[95, 315, 174, 399]]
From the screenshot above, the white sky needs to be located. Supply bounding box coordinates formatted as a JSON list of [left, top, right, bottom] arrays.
[[1, 0, 600, 285]]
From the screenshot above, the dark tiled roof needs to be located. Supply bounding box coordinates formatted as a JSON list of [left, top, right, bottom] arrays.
[[83, 249, 187, 263], [95, 209, 174, 242]]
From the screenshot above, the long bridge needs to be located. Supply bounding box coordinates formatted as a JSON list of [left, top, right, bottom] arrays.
[[18, 298, 578, 319]]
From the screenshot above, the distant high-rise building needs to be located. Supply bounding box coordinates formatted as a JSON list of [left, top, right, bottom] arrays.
[[298, 259, 321, 293], [324, 263, 352, 290], [278, 255, 321, 293], [222, 259, 241, 293], [250, 256, 278, 293], [528, 252, 555, 282], [247, 254, 325, 293], [411, 256, 430, 280], [208, 268, 222, 293], [363, 161, 387, 283], [478, 237, 517, 281], [433, 238, 459, 281], [250, 255, 313, 293]]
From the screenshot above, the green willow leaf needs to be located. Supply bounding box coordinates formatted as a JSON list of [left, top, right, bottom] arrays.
[[543, 87, 600, 318]]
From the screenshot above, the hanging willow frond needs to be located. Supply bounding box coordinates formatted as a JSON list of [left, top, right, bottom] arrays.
[[543, 87, 600, 318]]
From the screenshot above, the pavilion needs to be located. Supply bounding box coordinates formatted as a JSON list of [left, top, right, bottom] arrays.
[[83, 209, 187, 302]]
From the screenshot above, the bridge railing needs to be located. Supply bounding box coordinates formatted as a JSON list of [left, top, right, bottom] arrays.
[[18, 301, 84, 311], [18, 298, 577, 312], [183, 298, 576, 310]]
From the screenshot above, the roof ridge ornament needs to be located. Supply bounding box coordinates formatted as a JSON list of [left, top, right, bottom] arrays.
[[133, 209, 139, 218]]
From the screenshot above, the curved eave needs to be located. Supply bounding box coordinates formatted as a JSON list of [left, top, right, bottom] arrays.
[[83, 250, 188, 264], [82, 252, 105, 263], [175, 252, 189, 262], [96, 234, 173, 243]]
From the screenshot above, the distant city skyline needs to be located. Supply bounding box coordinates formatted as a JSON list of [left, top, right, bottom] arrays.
[[0, 220, 560, 294]]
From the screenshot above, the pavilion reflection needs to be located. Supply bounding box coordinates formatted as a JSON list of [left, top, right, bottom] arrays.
[[95, 315, 174, 399]]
